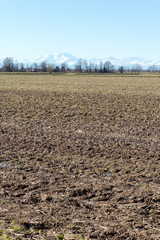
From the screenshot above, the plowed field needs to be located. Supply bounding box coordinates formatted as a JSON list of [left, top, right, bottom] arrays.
[[0, 74, 160, 240]]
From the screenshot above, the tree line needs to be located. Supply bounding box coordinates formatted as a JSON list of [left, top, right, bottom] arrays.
[[0, 57, 159, 73]]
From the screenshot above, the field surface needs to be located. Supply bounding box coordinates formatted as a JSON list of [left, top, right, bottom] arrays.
[[0, 73, 160, 240]]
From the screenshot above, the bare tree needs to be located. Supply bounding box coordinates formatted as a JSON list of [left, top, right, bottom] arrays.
[[14, 63, 19, 72], [88, 61, 94, 72], [83, 60, 89, 72], [75, 59, 83, 72], [3, 57, 15, 72], [40, 61, 47, 72], [19, 63, 24, 72], [99, 61, 104, 73], [94, 64, 99, 72], [61, 63, 67, 72], [54, 66, 60, 72], [131, 64, 142, 73], [32, 62, 38, 72], [148, 65, 157, 72], [118, 66, 125, 73], [104, 61, 114, 73], [26, 64, 30, 72], [47, 64, 53, 74]]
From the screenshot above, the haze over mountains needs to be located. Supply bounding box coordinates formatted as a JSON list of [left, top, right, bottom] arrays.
[[1, 53, 160, 70]]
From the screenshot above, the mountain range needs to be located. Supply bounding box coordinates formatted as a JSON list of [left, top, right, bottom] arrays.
[[1, 53, 160, 70]]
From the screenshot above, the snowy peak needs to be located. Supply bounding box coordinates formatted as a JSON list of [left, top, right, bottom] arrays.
[[20, 53, 78, 67], [0, 53, 160, 69]]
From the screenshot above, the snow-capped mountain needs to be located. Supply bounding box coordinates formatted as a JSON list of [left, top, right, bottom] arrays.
[[89, 56, 160, 70], [21, 53, 78, 67], [1, 53, 160, 70]]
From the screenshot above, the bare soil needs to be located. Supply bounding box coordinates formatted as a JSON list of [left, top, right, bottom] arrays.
[[0, 87, 160, 239]]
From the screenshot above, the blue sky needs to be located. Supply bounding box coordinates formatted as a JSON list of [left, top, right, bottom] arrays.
[[1, 0, 160, 60]]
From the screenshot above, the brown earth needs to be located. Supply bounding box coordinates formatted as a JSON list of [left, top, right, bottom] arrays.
[[0, 88, 160, 239]]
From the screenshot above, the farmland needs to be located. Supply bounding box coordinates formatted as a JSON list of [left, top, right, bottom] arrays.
[[0, 73, 160, 240]]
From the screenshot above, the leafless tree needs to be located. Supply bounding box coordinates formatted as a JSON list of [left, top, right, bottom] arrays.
[[104, 61, 114, 73], [99, 61, 104, 73], [61, 63, 67, 72], [148, 65, 158, 72], [75, 59, 83, 72], [32, 62, 38, 72], [3, 57, 14, 72], [131, 64, 142, 73], [47, 64, 53, 74], [118, 66, 125, 73], [83, 60, 89, 72], [19, 63, 24, 72], [40, 61, 47, 72]]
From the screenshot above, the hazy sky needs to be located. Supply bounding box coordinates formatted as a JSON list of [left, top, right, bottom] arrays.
[[1, 0, 160, 60]]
